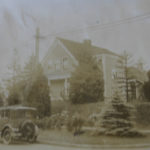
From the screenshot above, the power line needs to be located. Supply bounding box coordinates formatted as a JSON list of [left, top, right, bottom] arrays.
[[15, 12, 150, 51], [44, 12, 150, 38]]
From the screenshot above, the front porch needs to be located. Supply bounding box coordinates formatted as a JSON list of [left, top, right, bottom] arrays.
[[49, 78, 69, 101]]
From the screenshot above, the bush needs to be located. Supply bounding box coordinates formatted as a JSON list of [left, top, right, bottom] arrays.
[[51, 101, 69, 114], [50, 111, 69, 129], [66, 113, 84, 135], [69, 52, 104, 104], [143, 70, 150, 100], [87, 113, 101, 126], [35, 111, 69, 130], [97, 93, 143, 137], [35, 117, 52, 129], [135, 102, 150, 126], [25, 63, 51, 118]]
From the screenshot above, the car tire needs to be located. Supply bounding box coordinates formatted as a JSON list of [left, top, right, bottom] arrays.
[[28, 135, 37, 143], [21, 121, 35, 143], [2, 128, 12, 145]]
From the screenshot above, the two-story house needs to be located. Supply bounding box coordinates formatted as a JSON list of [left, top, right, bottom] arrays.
[[42, 38, 125, 101]]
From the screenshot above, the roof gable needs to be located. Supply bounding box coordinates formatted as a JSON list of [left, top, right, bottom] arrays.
[[57, 37, 119, 60], [42, 38, 78, 66], [128, 67, 148, 83]]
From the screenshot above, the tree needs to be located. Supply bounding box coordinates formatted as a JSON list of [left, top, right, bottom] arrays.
[[143, 70, 150, 100], [69, 51, 104, 104], [5, 52, 51, 117], [0, 85, 5, 106], [20, 54, 37, 101], [25, 63, 51, 118], [122, 50, 133, 102], [98, 92, 142, 137], [6, 49, 23, 105]]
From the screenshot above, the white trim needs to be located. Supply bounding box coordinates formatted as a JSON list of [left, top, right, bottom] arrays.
[[57, 39, 79, 66], [42, 39, 58, 65], [42, 38, 79, 67]]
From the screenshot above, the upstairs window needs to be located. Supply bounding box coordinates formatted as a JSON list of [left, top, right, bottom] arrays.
[[55, 60, 61, 70], [62, 57, 69, 70], [48, 61, 52, 69]]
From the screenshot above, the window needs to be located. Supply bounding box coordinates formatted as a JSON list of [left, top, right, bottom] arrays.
[[55, 60, 61, 70], [48, 61, 52, 70], [112, 69, 117, 79], [62, 57, 68, 69]]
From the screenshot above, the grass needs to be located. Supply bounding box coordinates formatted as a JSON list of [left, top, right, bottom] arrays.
[[38, 128, 150, 146], [43, 101, 150, 146]]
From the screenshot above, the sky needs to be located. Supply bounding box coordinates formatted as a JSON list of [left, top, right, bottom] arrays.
[[0, 0, 150, 80]]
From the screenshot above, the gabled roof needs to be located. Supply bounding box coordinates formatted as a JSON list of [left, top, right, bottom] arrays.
[[127, 67, 148, 83], [57, 37, 119, 60]]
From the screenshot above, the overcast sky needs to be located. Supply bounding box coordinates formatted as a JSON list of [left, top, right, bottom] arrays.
[[0, 0, 150, 80]]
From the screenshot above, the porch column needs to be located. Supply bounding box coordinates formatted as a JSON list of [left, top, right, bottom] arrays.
[[64, 78, 68, 97], [48, 80, 52, 99]]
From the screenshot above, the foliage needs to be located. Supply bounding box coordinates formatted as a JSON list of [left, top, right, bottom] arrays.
[[66, 113, 84, 135], [25, 63, 51, 118], [69, 52, 104, 104], [6, 49, 23, 105], [36, 111, 69, 130], [0, 85, 5, 106], [51, 100, 69, 114], [122, 50, 133, 102], [143, 70, 150, 100], [97, 93, 143, 137], [135, 102, 150, 126], [87, 113, 101, 126], [7, 91, 20, 105], [36, 111, 84, 135], [0, 99, 3, 107], [35, 117, 52, 129], [6, 53, 51, 118]]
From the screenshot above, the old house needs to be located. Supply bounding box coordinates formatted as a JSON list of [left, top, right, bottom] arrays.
[[42, 38, 125, 101]]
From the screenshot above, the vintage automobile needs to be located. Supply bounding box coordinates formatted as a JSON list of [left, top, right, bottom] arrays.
[[0, 105, 39, 144]]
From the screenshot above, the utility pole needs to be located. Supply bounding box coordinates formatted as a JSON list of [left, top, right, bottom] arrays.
[[35, 27, 40, 65], [123, 50, 132, 102], [124, 52, 129, 102]]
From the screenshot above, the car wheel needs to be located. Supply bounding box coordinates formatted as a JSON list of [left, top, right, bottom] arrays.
[[28, 135, 37, 143], [21, 121, 35, 143], [2, 128, 12, 145]]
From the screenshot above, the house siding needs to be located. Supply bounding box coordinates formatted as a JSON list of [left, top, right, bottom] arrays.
[[42, 40, 76, 100], [102, 54, 125, 101]]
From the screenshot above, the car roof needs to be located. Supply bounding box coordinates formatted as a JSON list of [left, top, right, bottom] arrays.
[[0, 105, 36, 111]]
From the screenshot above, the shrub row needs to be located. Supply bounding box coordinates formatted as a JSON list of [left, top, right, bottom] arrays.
[[35, 111, 85, 134], [36, 102, 150, 132]]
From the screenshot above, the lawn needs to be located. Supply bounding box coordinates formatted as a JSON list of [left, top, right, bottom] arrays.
[[38, 128, 150, 146], [39, 101, 150, 146]]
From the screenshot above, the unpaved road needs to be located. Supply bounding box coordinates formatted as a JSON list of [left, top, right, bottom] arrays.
[[0, 143, 150, 150]]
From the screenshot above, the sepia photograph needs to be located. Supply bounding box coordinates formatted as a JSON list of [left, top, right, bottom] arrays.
[[0, 0, 150, 150]]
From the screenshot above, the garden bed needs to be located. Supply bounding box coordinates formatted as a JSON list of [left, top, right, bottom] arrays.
[[38, 128, 150, 146]]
